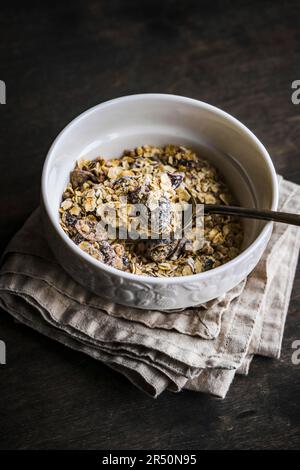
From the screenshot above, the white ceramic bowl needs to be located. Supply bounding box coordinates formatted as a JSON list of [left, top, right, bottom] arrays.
[[41, 94, 278, 310]]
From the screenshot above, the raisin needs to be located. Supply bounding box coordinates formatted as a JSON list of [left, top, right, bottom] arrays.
[[72, 233, 84, 245], [204, 257, 214, 270], [168, 173, 183, 189], [113, 176, 133, 187], [128, 188, 142, 204], [122, 254, 130, 267], [99, 241, 116, 265], [65, 212, 78, 227]]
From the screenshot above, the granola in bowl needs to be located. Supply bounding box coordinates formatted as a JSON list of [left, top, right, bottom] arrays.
[[59, 145, 243, 277]]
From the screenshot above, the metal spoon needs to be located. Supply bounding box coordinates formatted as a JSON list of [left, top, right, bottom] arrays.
[[186, 189, 300, 227], [203, 205, 300, 225]]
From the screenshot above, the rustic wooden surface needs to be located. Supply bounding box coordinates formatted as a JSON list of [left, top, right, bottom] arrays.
[[0, 1, 300, 450]]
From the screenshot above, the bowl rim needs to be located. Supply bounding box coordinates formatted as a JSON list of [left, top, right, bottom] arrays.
[[41, 93, 279, 285]]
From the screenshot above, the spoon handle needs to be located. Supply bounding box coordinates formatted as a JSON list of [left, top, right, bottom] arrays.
[[204, 205, 300, 227]]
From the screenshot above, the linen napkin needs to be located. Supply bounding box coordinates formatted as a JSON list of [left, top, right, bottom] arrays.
[[0, 177, 299, 398]]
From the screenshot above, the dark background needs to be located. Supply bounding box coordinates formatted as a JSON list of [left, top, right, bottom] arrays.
[[0, 0, 300, 450]]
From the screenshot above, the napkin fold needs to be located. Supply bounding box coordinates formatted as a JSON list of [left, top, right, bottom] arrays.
[[0, 177, 299, 398]]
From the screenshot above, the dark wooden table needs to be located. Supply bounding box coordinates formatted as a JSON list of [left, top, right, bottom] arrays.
[[0, 1, 300, 450]]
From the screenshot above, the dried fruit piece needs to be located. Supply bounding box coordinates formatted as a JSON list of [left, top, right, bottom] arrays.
[[168, 172, 184, 189], [70, 169, 98, 188]]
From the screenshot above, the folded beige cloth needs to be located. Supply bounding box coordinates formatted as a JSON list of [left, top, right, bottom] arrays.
[[0, 177, 299, 398]]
